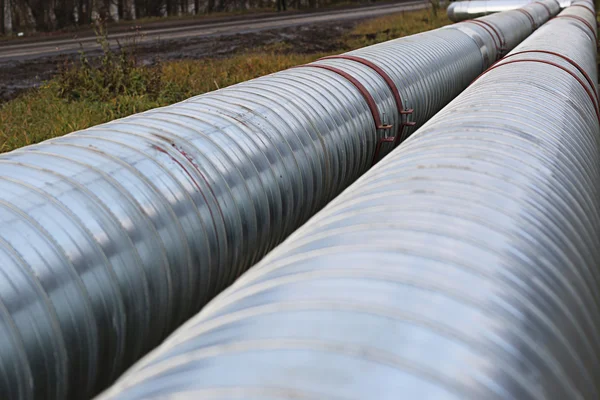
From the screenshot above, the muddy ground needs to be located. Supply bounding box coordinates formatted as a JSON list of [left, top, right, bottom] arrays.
[[0, 21, 356, 102]]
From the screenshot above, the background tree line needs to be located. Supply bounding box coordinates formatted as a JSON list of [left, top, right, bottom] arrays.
[[1, 0, 356, 34]]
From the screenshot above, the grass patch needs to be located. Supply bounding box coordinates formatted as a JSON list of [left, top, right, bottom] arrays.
[[344, 8, 450, 48], [0, 8, 450, 153]]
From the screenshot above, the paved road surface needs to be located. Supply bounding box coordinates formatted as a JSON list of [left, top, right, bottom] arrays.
[[0, 1, 427, 62]]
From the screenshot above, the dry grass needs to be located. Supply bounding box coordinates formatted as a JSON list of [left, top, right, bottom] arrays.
[[161, 52, 322, 94], [345, 8, 450, 48], [0, 8, 451, 153]]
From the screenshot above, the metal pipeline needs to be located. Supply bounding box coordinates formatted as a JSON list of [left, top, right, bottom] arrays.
[[0, 3, 559, 399], [96, 3, 600, 400], [448, 0, 572, 22]]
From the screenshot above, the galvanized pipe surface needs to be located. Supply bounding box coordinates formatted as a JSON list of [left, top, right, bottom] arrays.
[[448, 0, 560, 59], [96, 3, 600, 399], [448, 0, 571, 22], [0, 3, 558, 399]]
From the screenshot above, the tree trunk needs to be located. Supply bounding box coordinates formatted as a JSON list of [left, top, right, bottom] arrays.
[[125, 0, 135, 18], [44, 0, 58, 29], [91, 0, 100, 20], [72, 0, 79, 24], [2, 0, 13, 34], [109, 0, 119, 20], [78, 0, 86, 24], [19, 0, 36, 31]]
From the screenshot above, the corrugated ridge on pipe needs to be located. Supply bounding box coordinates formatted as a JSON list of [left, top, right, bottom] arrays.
[[448, 0, 572, 22]]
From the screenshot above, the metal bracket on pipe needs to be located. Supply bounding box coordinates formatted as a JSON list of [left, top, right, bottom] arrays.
[[371, 136, 395, 166], [461, 19, 507, 59], [475, 19, 507, 57], [552, 15, 597, 42], [502, 50, 599, 100], [295, 62, 402, 166], [569, 3, 596, 16], [294, 63, 393, 131], [473, 58, 600, 122], [516, 8, 538, 29], [318, 55, 416, 148], [532, 1, 553, 17]]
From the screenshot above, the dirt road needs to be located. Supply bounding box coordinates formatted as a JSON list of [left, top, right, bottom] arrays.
[[0, 0, 427, 101]]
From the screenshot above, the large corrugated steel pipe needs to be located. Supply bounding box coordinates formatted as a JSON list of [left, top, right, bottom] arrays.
[[96, 2, 600, 399], [448, 0, 571, 22], [0, 3, 559, 399]]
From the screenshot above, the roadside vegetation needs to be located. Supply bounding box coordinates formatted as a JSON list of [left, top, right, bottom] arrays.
[[0, 8, 450, 152]]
